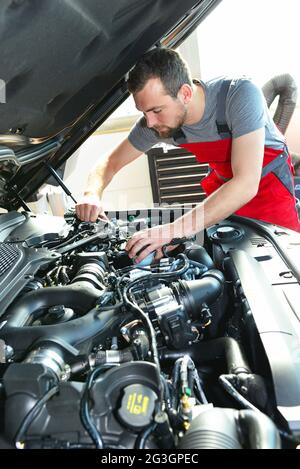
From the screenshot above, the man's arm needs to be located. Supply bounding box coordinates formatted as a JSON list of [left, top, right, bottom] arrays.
[[126, 127, 265, 262], [76, 138, 143, 221]]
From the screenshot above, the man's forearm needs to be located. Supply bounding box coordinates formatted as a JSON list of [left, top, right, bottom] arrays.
[[84, 156, 114, 199], [172, 177, 258, 237]]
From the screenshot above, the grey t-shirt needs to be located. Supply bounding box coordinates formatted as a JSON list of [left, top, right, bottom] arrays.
[[128, 76, 285, 152]]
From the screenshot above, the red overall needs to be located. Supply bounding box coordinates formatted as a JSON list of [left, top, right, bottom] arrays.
[[177, 80, 300, 233]]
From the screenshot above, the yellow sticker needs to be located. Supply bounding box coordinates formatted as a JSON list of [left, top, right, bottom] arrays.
[[127, 392, 150, 415]]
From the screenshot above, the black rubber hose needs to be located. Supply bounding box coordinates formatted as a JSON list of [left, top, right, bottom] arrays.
[[1, 306, 129, 356], [135, 423, 157, 449], [178, 408, 242, 449], [3, 283, 100, 327], [14, 385, 59, 448], [178, 407, 280, 449], [80, 364, 117, 449], [238, 409, 281, 449], [160, 337, 251, 375], [180, 270, 224, 319], [185, 244, 214, 270]]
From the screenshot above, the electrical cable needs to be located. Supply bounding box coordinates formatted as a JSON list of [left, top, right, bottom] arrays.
[[14, 385, 59, 449]]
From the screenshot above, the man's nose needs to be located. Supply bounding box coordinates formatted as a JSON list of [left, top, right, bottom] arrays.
[[145, 113, 157, 128]]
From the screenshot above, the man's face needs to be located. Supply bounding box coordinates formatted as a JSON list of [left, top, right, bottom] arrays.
[[133, 77, 187, 138]]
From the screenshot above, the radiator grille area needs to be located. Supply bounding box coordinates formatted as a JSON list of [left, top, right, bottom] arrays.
[[0, 242, 21, 277]]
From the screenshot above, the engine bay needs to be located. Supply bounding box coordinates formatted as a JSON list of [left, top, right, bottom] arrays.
[[0, 208, 300, 449]]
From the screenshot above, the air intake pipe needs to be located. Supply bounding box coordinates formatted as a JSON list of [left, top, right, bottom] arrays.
[[178, 408, 281, 449]]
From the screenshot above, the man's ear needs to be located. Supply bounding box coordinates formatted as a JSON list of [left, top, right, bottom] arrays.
[[178, 84, 193, 104]]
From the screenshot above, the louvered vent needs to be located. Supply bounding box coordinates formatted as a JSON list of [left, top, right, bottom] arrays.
[[0, 242, 21, 277], [147, 147, 209, 205]]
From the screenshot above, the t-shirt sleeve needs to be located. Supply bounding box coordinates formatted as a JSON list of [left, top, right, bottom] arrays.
[[128, 117, 160, 152], [226, 79, 266, 139]]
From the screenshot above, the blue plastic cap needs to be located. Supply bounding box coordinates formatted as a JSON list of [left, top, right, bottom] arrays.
[[135, 251, 156, 266]]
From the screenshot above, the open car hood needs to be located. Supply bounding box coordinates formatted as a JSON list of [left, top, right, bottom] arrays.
[[0, 0, 221, 210]]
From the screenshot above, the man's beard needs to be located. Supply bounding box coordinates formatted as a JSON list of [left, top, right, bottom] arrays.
[[152, 106, 187, 139], [152, 125, 182, 138]]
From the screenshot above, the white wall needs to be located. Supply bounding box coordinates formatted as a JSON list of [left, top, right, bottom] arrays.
[[286, 108, 300, 155], [64, 131, 153, 211], [197, 0, 300, 154]]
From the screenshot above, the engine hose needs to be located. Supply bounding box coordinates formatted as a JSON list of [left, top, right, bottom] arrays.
[[160, 337, 251, 375], [3, 283, 100, 328], [218, 374, 258, 411], [135, 422, 157, 449], [192, 370, 208, 405], [15, 385, 59, 448], [262, 73, 297, 134], [171, 360, 181, 408], [160, 374, 172, 411], [238, 409, 281, 449], [177, 407, 280, 449], [179, 270, 224, 320], [123, 284, 163, 406], [1, 305, 129, 356], [80, 364, 117, 449]]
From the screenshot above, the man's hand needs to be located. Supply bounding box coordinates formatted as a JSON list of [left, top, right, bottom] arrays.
[[75, 194, 108, 222], [125, 223, 177, 263]]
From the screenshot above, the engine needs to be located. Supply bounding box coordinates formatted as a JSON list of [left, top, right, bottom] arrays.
[[0, 209, 297, 450]]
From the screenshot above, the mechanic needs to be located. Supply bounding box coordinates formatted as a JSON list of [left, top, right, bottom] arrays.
[[76, 48, 300, 262]]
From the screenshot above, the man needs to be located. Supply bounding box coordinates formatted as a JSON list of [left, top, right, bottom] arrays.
[[76, 48, 300, 263]]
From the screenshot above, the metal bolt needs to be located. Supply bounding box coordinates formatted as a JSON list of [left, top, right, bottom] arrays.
[[111, 337, 118, 350], [61, 364, 71, 382]]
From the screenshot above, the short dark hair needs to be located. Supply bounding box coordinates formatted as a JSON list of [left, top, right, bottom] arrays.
[[127, 48, 192, 98]]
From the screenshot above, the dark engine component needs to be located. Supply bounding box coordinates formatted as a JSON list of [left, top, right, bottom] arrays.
[[135, 271, 224, 349], [178, 408, 280, 449], [0, 241, 60, 314], [87, 362, 160, 448], [0, 249, 120, 356], [0, 212, 288, 450], [3, 361, 160, 449], [71, 252, 109, 290]]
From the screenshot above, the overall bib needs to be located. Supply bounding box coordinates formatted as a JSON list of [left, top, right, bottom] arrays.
[[175, 80, 300, 232]]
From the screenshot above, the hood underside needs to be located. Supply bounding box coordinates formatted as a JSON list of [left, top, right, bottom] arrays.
[[0, 0, 221, 208], [0, 0, 219, 140]]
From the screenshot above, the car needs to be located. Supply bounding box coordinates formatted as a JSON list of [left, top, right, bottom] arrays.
[[0, 0, 300, 450]]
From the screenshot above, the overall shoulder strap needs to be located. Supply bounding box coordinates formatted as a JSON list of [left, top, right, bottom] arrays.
[[216, 79, 233, 139]]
